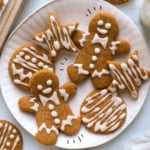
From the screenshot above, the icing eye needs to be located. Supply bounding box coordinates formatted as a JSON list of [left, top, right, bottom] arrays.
[[105, 23, 111, 29], [37, 84, 43, 90], [98, 20, 104, 26], [46, 80, 52, 85]]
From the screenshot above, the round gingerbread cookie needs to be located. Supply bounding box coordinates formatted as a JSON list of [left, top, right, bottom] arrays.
[[8, 44, 54, 91], [80, 89, 127, 134], [0, 120, 23, 150], [106, 0, 129, 4]]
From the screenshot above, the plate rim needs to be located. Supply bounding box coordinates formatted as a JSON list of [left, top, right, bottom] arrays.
[[0, 0, 150, 149]]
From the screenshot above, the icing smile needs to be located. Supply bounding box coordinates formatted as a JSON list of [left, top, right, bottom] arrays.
[[97, 27, 108, 34]]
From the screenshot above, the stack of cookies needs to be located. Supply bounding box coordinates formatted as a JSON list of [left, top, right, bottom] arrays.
[[8, 11, 150, 146]]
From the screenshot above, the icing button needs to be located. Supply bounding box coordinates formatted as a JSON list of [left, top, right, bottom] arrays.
[[94, 48, 101, 54], [89, 64, 95, 69], [92, 56, 97, 61], [51, 111, 58, 117], [48, 104, 54, 110], [54, 118, 60, 124]]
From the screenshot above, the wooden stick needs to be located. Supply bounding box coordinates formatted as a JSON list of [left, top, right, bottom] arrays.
[[0, 0, 23, 52]]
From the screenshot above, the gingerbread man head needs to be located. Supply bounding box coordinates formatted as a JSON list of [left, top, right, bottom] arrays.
[[89, 12, 119, 40]]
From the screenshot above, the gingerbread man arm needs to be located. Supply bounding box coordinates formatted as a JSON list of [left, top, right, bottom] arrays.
[[18, 96, 39, 113], [72, 29, 89, 48], [59, 82, 77, 102], [109, 39, 130, 55]]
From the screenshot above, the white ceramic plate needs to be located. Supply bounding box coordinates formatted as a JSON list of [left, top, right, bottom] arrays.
[[0, 0, 150, 149]]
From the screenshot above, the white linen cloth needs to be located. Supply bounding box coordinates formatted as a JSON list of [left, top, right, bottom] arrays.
[[123, 131, 150, 150]]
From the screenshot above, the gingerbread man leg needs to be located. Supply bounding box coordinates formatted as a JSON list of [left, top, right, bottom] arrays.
[[67, 48, 93, 83], [57, 102, 81, 135], [91, 68, 112, 89], [67, 64, 89, 83], [35, 106, 59, 145], [36, 123, 59, 145]]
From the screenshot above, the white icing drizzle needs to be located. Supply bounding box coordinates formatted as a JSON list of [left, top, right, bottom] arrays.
[[109, 41, 120, 55], [39, 91, 60, 106], [79, 32, 90, 47], [38, 123, 59, 135], [12, 64, 32, 85], [109, 53, 149, 99], [59, 89, 69, 101], [0, 123, 3, 128], [91, 33, 108, 49], [73, 64, 89, 75], [35, 15, 77, 57], [92, 69, 110, 78], [0, 122, 20, 150], [29, 97, 39, 112], [12, 46, 53, 87], [61, 116, 78, 131], [11, 136, 20, 150], [23, 47, 51, 63], [81, 89, 126, 133]]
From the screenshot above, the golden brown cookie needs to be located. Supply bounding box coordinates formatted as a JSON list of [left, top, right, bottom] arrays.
[[80, 89, 127, 134], [33, 12, 79, 59], [18, 70, 81, 145], [108, 50, 150, 99], [8, 44, 54, 91], [106, 0, 129, 4], [0, 0, 3, 7], [67, 12, 130, 89], [0, 120, 23, 150]]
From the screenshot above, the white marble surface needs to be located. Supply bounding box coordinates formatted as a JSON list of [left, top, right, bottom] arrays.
[[0, 0, 150, 150]]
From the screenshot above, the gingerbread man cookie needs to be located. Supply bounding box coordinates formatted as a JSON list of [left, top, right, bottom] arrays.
[[18, 70, 81, 145], [108, 50, 150, 99], [80, 89, 127, 134], [8, 44, 54, 91], [33, 12, 79, 59], [67, 12, 130, 89]]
